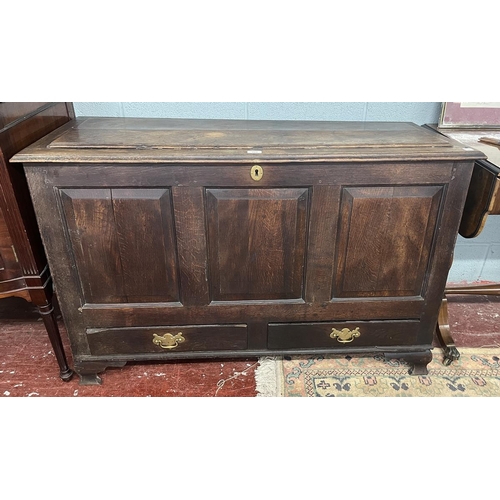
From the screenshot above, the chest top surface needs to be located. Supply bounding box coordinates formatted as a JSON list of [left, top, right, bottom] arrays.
[[12, 117, 485, 164]]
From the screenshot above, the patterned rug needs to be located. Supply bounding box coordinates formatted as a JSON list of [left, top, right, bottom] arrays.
[[255, 348, 500, 397]]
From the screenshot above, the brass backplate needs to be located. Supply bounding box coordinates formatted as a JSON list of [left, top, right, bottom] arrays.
[[251, 165, 263, 181], [330, 327, 361, 343], [152, 332, 185, 349]]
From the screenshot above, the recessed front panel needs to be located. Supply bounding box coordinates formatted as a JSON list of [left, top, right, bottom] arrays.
[[333, 186, 444, 298], [60, 188, 179, 304], [206, 188, 309, 301]]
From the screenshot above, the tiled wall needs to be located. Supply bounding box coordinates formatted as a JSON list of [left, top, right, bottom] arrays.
[[73, 102, 500, 284], [74, 102, 443, 124]]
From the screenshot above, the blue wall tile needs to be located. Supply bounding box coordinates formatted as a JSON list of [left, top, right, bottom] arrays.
[[448, 244, 490, 283], [73, 102, 122, 117], [247, 102, 366, 121], [482, 246, 500, 281], [365, 102, 442, 124], [121, 102, 246, 119]]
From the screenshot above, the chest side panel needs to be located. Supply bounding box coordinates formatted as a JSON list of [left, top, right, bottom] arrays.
[[59, 187, 180, 304]]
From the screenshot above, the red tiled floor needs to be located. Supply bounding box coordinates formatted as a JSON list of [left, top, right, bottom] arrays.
[[1, 292, 500, 397], [0, 297, 258, 397]]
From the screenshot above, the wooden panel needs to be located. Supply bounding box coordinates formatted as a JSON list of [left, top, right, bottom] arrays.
[[268, 320, 421, 350], [206, 188, 309, 301], [172, 187, 210, 306], [60, 189, 124, 303], [13, 118, 485, 164], [87, 324, 248, 355], [0, 205, 21, 280], [111, 189, 179, 303], [304, 186, 341, 302], [459, 161, 500, 238], [0, 103, 47, 130], [36, 163, 455, 189], [60, 188, 179, 304], [334, 186, 443, 298]]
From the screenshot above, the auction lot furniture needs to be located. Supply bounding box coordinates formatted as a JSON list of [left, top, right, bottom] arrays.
[[0, 102, 74, 380], [424, 124, 500, 365], [12, 118, 484, 384]]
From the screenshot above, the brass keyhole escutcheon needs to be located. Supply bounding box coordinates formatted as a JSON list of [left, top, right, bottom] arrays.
[[251, 165, 263, 181]]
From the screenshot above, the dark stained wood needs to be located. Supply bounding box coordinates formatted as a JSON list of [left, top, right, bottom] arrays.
[[60, 189, 125, 303], [112, 188, 179, 303], [80, 298, 425, 327], [87, 324, 248, 355], [60, 188, 180, 304], [334, 186, 443, 298], [0, 206, 22, 281], [304, 186, 341, 303], [171, 187, 210, 306], [16, 118, 485, 383], [0, 102, 74, 381], [206, 188, 308, 301], [14, 118, 484, 164], [267, 320, 421, 350], [459, 160, 500, 238]]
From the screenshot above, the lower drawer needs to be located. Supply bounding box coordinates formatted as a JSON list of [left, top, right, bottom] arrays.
[[267, 320, 421, 350], [87, 324, 248, 355]]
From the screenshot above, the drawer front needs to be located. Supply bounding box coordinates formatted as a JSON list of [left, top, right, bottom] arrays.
[[267, 320, 421, 350], [87, 324, 248, 355]]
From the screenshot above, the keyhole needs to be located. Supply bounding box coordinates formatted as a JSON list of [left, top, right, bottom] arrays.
[[251, 165, 263, 181]]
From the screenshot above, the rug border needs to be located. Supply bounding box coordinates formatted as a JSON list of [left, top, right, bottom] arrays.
[[255, 356, 284, 397]]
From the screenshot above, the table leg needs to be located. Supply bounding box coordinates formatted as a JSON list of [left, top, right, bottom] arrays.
[[435, 297, 460, 366]]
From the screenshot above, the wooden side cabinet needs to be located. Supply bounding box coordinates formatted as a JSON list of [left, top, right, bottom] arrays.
[[13, 118, 486, 384], [0, 102, 74, 381]]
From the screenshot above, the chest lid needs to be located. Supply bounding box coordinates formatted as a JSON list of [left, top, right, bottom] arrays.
[[12, 117, 486, 164]]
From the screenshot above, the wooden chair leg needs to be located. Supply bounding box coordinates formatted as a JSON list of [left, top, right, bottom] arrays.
[[37, 302, 74, 381]]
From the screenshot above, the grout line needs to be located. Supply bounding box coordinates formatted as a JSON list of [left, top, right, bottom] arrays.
[[477, 243, 491, 282], [363, 102, 368, 121]]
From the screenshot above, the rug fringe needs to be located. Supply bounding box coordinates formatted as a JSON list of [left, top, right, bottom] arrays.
[[255, 356, 283, 397]]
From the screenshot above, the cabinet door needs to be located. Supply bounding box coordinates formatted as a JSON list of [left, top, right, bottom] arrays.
[[60, 188, 180, 304], [333, 185, 444, 298]]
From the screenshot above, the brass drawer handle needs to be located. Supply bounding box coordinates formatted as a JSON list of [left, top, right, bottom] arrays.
[[152, 332, 185, 349], [330, 327, 361, 343]]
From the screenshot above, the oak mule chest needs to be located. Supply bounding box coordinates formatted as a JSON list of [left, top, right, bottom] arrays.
[[12, 118, 484, 385]]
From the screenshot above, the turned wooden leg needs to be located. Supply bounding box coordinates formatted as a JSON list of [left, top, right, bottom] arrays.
[[385, 350, 433, 376], [37, 302, 74, 381], [74, 361, 127, 386], [435, 297, 460, 366]]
